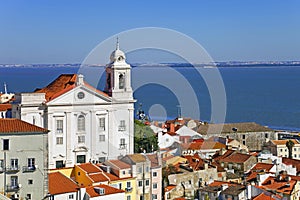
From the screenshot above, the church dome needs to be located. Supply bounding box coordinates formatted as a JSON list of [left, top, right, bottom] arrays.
[[110, 38, 126, 63]]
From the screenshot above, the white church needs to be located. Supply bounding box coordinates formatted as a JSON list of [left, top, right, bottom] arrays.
[[12, 42, 135, 169]]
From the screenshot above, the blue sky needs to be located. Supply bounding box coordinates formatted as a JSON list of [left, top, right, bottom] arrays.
[[0, 0, 299, 64]]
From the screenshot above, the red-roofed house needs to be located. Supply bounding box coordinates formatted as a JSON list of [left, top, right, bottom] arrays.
[[0, 119, 48, 200], [12, 43, 135, 169], [265, 139, 300, 160], [85, 184, 125, 200], [49, 172, 79, 199], [218, 152, 257, 172]]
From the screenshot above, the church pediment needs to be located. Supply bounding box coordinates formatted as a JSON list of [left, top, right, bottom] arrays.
[[47, 84, 112, 105]]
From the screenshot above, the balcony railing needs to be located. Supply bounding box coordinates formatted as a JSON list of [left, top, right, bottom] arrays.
[[22, 165, 36, 173], [119, 144, 127, 150], [6, 166, 19, 173], [6, 185, 19, 192], [125, 187, 133, 192], [118, 126, 126, 131]]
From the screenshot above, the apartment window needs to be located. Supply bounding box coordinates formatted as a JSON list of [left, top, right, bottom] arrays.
[[243, 141, 246, 145], [32, 116, 36, 125], [11, 159, 18, 170], [119, 183, 122, 189], [69, 194, 74, 199], [0, 159, 3, 169], [28, 158, 35, 168], [242, 135, 245, 139], [77, 155, 86, 164], [99, 117, 105, 131], [153, 183, 158, 189], [294, 154, 297, 158], [98, 157, 106, 163], [127, 181, 131, 188], [99, 135, 105, 142], [28, 179, 33, 185], [146, 166, 149, 172], [120, 138, 126, 149], [189, 180, 192, 185], [285, 149, 287, 152], [56, 160, 65, 168], [152, 194, 158, 200], [265, 133, 268, 138], [138, 167, 142, 173], [26, 194, 31, 200], [77, 115, 85, 132], [78, 135, 85, 143], [56, 119, 63, 133], [153, 172, 157, 177], [280, 149, 283, 152], [122, 170, 126, 175], [119, 120, 126, 131], [145, 179, 150, 186], [3, 139, 9, 150], [138, 180, 143, 187], [127, 196, 131, 200], [294, 148, 297, 151], [56, 137, 63, 145], [11, 176, 18, 187]]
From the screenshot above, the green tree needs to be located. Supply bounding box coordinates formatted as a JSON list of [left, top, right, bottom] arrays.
[[162, 164, 177, 200], [286, 140, 295, 159], [134, 120, 158, 153]]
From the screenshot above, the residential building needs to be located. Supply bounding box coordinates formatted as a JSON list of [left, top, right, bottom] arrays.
[[145, 154, 162, 200], [48, 172, 80, 200], [120, 154, 152, 200], [264, 139, 300, 160], [197, 122, 276, 151], [85, 184, 125, 200], [0, 118, 48, 200], [12, 42, 135, 169]]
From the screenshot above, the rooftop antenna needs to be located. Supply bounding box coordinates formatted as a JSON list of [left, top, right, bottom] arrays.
[[4, 82, 7, 94], [116, 37, 120, 50]]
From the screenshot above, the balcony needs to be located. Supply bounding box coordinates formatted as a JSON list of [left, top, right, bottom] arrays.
[[125, 187, 133, 193], [119, 144, 127, 150], [22, 165, 36, 173], [118, 126, 126, 131], [6, 166, 19, 173], [6, 185, 19, 192]]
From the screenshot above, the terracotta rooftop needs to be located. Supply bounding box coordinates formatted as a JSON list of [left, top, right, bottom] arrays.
[[212, 149, 235, 162], [197, 122, 273, 135], [146, 154, 160, 168], [34, 74, 109, 102], [85, 184, 124, 197], [282, 157, 300, 173], [252, 193, 277, 200], [77, 163, 102, 173], [209, 180, 238, 187], [164, 185, 176, 192], [252, 163, 274, 172], [105, 160, 131, 169], [49, 172, 79, 195], [221, 185, 246, 196], [182, 140, 226, 150], [0, 104, 11, 111], [220, 153, 253, 163], [0, 118, 48, 133], [271, 139, 299, 145], [126, 154, 147, 163], [260, 176, 296, 195]]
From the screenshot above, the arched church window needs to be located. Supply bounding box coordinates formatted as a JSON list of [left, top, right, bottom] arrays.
[[78, 115, 85, 132], [119, 74, 125, 89]]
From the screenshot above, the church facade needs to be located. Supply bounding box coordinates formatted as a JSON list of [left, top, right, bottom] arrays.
[[12, 43, 135, 169]]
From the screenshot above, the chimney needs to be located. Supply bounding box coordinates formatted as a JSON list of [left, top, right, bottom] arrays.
[[76, 74, 84, 86]]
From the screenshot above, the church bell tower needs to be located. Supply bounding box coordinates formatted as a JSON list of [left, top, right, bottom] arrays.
[[105, 39, 133, 101]]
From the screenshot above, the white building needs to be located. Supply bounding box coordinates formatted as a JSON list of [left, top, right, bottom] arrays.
[[12, 42, 135, 169], [0, 118, 48, 200], [265, 139, 300, 160]]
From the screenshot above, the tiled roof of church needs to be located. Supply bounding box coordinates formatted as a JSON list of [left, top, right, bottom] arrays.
[[0, 118, 48, 133], [34, 74, 109, 102]]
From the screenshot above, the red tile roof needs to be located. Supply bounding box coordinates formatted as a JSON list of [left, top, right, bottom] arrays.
[[34, 74, 109, 102], [105, 160, 131, 169], [220, 153, 253, 163], [209, 180, 238, 187], [49, 172, 79, 195], [0, 104, 11, 111], [212, 149, 235, 162], [78, 163, 102, 173], [182, 141, 226, 150], [164, 185, 176, 192], [146, 154, 160, 168], [271, 139, 299, 145], [252, 193, 277, 200], [282, 157, 300, 173], [0, 118, 48, 133], [85, 184, 124, 197], [251, 163, 274, 172], [260, 176, 296, 195]]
